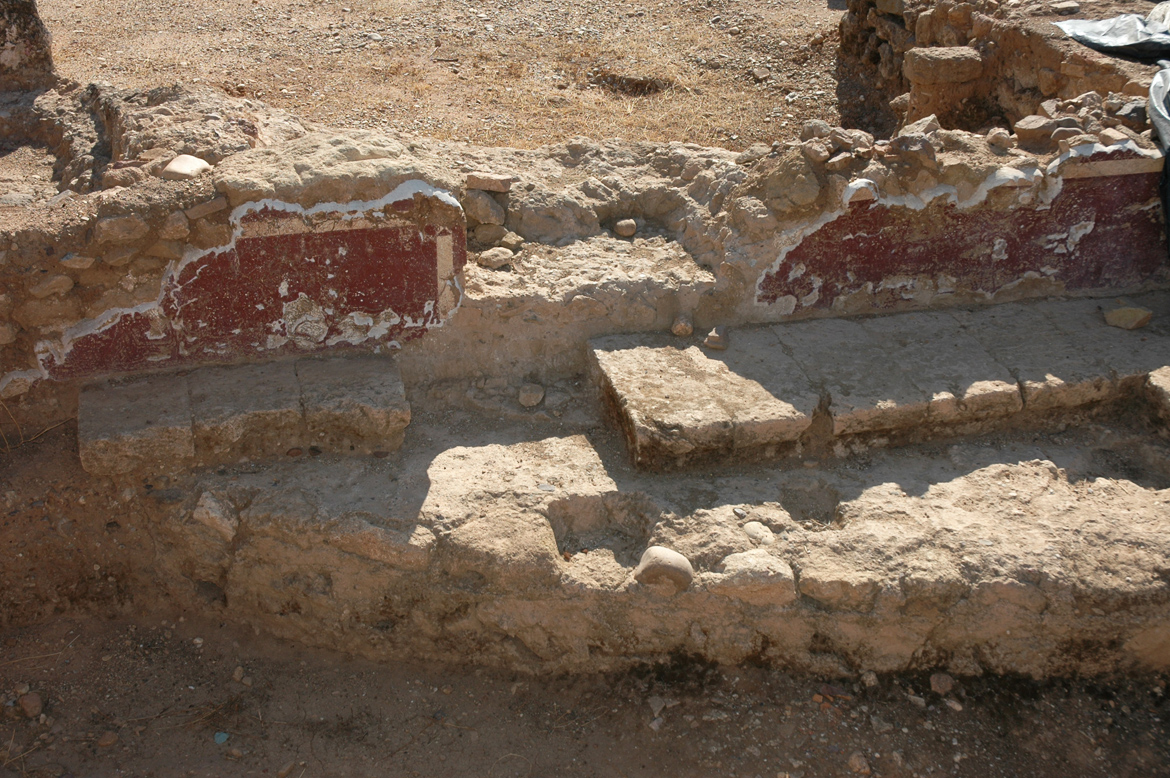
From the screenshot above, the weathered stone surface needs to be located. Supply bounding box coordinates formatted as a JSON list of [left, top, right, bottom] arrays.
[[189, 360, 305, 465], [29, 274, 73, 299], [859, 312, 1022, 424], [614, 218, 637, 237], [952, 304, 1115, 411], [473, 223, 507, 244], [462, 189, 505, 225], [94, 214, 149, 244], [184, 196, 228, 220], [1013, 115, 1056, 143], [296, 355, 410, 455], [777, 318, 930, 436], [160, 154, 212, 181], [158, 211, 191, 240], [466, 171, 513, 192], [0, 0, 55, 91], [78, 373, 195, 476], [590, 331, 819, 469], [1036, 297, 1170, 386], [709, 549, 796, 606], [799, 566, 881, 612], [903, 47, 983, 85], [517, 382, 545, 408], [634, 546, 694, 591]]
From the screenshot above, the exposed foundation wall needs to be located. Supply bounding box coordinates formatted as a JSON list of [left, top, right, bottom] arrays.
[[1, 32, 1168, 434]]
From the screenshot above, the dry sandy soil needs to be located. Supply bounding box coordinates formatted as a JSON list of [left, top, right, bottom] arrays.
[[38, 0, 845, 149], [0, 612, 1167, 778]]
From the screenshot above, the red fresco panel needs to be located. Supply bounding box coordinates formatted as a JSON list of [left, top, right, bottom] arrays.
[[758, 172, 1165, 309], [43, 201, 466, 380]]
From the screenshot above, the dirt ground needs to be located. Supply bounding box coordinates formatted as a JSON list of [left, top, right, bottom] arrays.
[[0, 614, 1166, 778], [38, 0, 846, 149]]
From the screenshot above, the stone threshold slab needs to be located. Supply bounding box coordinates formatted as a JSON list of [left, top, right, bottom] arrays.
[[591, 293, 1170, 470], [78, 354, 409, 476]]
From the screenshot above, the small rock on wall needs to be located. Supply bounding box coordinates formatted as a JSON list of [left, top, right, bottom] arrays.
[[0, 0, 54, 92]]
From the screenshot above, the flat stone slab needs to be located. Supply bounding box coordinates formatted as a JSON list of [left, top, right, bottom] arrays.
[[78, 356, 410, 475], [859, 311, 1022, 424], [774, 318, 931, 436], [189, 361, 306, 465], [591, 293, 1170, 469], [590, 331, 819, 469], [297, 355, 410, 454], [78, 372, 194, 476]]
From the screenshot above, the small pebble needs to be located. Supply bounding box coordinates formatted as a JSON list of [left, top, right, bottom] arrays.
[[861, 670, 879, 688], [18, 693, 42, 719], [848, 751, 871, 774], [946, 698, 964, 712], [97, 731, 119, 748], [232, 666, 245, 683], [931, 672, 955, 696], [614, 218, 637, 237]]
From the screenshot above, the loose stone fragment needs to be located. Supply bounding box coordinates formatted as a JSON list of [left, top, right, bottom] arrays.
[[848, 752, 871, 774], [900, 113, 940, 136], [634, 546, 694, 591], [1051, 0, 1080, 13], [466, 171, 513, 192], [862, 670, 879, 688], [800, 119, 832, 140], [931, 672, 955, 695], [1104, 306, 1152, 330], [499, 231, 525, 252], [462, 189, 505, 225], [1013, 115, 1056, 143], [518, 383, 545, 408], [614, 218, 637, 237], [742, 521, 775, 545], [59, 253, 95, 270], [703, 325, 728, 350], [477, 246, 514, 269], [671, 313, 693, 337], [97, 731, 119, 748], [802, 140, 831, 163], [1098, 128, 1129, 146], [18, 693, 42, 718], [473, 223, 507, 244], [159, 211, 191, 240], [185, 196, 228, 220], [160, 154, 212, 180], [986, 127, 1013, 150]]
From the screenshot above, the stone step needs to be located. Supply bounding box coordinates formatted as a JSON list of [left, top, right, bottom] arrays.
[[590, 293, 1170, 470], [145, 416, 1170, 675], [78, 354, 409, 476]]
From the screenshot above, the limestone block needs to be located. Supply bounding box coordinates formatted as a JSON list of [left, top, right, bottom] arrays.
[[461, 189, 505, 225], [1036, 298, 1170, 386], [798, 568, 880, 612], [78, 373, 195, 476], [952, 304, 1115, 411], [160, 155, 212, 181], [709, 549, 797, 607], [189, 360, 306, 465], [775, 318, 930, 436], [94, 214, 149, 244], [902, 47, 983, 85], [860, 312, 1022, 425], [466, 171, 513, 192], [296, 355, 410, 455], [590, 330, 819, 469]]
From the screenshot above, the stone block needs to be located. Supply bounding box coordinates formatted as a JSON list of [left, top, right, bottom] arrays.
[[189, 360, 305, 464], [1147, 366, 1170, 422], [860, 312, 1022, 424], [78, 372, 194, 476], [296, 355, 410, 455], [590, 330, 819, 469], [952, 303, 1115, 411], [775, 318, 929, 436], [902, 47, 983, 85], [1036, 297, 1170, 386]]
